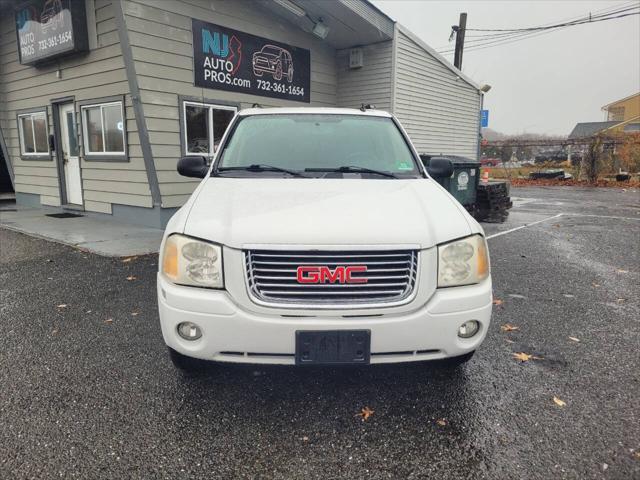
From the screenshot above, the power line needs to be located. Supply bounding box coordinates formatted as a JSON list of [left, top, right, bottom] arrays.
[[437, 2, 640, 55], [465, 4, 639, 32], [439, 8, 639, 53]]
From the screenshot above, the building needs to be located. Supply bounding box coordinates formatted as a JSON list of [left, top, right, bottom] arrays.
[[0, 0, 485, 228], [602, 92, 640, 123], [569, 92, 640, 140]]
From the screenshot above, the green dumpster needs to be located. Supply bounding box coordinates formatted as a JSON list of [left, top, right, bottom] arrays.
[[421, 155, 480, 207]]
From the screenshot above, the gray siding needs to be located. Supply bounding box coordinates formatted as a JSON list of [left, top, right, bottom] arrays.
[[122, 0, 339, 208], [0, 0, 152, 213], [336, 41, 393, 112], [393, 28, 481, 160]]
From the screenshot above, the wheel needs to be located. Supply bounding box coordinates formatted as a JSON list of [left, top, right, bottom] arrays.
[[168, 347, 208, 374], [441, 350, 475, 368], [274, 63, 283, 81]]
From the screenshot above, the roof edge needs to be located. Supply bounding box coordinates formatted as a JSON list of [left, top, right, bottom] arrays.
[[396, 23, 482, 92], [601, 92, 640, 110]]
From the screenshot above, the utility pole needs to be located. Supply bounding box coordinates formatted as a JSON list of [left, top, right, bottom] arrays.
[[453, 12, 467, 70]]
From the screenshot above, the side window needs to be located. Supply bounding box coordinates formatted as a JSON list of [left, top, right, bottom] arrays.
[[81, 101, 126, 157], [18, 111, 49, 157], [183, 101, 236, 157]]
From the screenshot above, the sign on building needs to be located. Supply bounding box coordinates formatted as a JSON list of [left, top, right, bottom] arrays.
[[14, 0, 89, 65], [192, 19, 311, 103]]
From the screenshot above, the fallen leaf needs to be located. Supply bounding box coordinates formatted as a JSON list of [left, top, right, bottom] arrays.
[[131, 311, 140, 317], [126, 275, 137, 281], [553, 223, 561, 228], [553, 396, 566, 407], [104, 318, 113, 324], [568, 336, 580, 342], [355, 406, 374, 421], [633, 450, 640, 459], [51, 329, 58, 335], [501, 323, 519, 332], [505, 339, 514, 344], [57, 304, 68, 309], [616, 269, 629, 274], [121, 256, 138, 263], [493, 299, 503, 306], [592, 282, 600, 288], [616, 298, 625, 303], [513, 352, 532, 362], [436, 418, 447, 426], [302, 436, 309, 442]]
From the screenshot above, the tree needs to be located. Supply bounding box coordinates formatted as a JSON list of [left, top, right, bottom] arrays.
[[617, 132, 640, 173]]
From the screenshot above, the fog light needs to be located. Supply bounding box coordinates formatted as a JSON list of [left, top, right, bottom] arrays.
[[177, 322, 202, 341], [458, 320, 480, 338]]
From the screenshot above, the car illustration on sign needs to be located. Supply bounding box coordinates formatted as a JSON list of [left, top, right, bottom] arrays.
[[40, 0, 64, 33], [252, 44, 294, 82]]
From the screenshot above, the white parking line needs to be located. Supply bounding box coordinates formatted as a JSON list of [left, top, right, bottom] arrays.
[[562, 213, 640, 221], [486, 213, 564, 240]]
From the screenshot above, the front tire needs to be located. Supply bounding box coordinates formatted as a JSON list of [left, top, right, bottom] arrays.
[[168, 347, 208, 373]]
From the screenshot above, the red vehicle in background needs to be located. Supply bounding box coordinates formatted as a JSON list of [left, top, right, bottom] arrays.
[[480, 158, 500, 167]]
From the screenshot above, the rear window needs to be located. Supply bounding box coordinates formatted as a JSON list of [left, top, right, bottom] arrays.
[[216, 114, 420, 177]]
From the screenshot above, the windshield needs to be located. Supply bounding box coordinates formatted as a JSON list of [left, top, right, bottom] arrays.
[[260, 46, 281, 56], [215, 114, 421, 178]]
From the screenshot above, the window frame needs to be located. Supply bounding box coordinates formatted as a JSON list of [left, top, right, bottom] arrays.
[[78, 96, 128, 162], [17, 108, 51, 160], [179, 97, 238, 158]]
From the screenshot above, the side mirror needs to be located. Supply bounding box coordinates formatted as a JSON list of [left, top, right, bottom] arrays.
[[177, 156, 208, 178], [426, 156, 454, 178]]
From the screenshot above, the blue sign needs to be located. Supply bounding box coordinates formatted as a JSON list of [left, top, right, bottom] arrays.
[[481, 110, 489, 128]]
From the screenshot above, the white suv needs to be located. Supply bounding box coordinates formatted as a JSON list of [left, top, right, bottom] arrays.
[[158, 108, 491, 371]]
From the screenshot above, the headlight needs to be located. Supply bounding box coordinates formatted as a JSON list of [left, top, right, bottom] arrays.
[[438, 234, 489, 287], [161, 234, 223, 288]]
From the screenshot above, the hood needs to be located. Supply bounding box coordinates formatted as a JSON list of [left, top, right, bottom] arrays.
[[183, 178, 473, 249]]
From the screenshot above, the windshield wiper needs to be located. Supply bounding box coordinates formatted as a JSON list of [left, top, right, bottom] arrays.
[[305, 166, 398, 179], [216, 164, 307, 178]]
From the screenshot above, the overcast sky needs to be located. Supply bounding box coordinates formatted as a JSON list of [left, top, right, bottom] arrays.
[[371, 0, 640, 136]]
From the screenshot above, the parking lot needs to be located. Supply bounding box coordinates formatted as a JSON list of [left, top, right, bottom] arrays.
[[0, 185, 638, 479]]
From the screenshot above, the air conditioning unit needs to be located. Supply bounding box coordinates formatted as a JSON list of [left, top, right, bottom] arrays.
[[349, 48, 364, 69]]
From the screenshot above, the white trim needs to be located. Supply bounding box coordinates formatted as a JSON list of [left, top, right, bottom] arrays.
[[182, 101, 238, 157], [17, 111, 49, 156], [601, 92, 639, 110], [80, 101, 126, 155]]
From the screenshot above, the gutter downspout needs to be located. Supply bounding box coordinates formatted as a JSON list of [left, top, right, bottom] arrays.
[[113, 0, 161, 207]]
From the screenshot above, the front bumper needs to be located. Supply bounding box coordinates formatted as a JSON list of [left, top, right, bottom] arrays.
[[157, 274, 492, 365]]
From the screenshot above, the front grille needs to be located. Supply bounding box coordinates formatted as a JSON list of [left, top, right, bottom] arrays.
[[245, 249, 419, 308]]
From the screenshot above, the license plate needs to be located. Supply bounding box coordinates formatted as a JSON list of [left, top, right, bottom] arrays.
[[295, 330, 371, 365]]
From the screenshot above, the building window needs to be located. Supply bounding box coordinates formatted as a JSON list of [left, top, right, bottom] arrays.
[[18, 111, 49, 156], [183, 101, 236, 156], [81, 101, 125, 156]]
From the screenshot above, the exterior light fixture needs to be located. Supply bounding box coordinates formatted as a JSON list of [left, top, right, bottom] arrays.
[[312, 19, 330, 39]]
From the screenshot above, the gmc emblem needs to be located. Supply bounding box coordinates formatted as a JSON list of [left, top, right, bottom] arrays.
[[296, 265, 368, 284]]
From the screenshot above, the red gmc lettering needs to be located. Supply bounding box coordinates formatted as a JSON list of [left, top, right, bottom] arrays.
[[296, 266, 368, 284]]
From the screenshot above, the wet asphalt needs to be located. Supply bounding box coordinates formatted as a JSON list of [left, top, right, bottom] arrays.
[[0, 186, 638, 479]]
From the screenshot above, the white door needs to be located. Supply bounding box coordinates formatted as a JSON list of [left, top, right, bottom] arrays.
[[59, 103, 83, 205]]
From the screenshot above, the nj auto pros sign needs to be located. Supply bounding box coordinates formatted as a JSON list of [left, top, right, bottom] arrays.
[[192, 19, 311, 103]]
